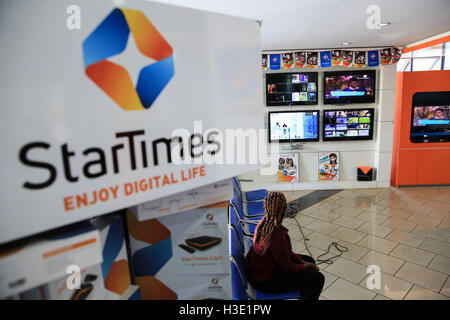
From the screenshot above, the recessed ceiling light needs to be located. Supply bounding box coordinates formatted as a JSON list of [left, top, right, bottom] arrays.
[[341, 42, 351, 45], [378, 22, 391, 27]]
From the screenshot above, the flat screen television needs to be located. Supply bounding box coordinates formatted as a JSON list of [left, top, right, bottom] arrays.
[[268, 110, 319, 142], [323, 108, 374, 141], [410, 91, 450, 143], [323, 70, 376, 104], [266, 72, 318, 106]]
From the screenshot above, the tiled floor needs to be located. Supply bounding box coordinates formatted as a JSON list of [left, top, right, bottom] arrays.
[[280, 186, 450, 300]]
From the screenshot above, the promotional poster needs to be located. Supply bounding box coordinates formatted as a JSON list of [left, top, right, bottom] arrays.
[[320, 51, 332, 68], [318, 152, 340, 181], [277, 153, 298, 183], [282, 53, 294, 69], [294, 51, 306, 68], [354, 51, 366, 68], [342, 51, 354, 67], [368, 50, 380, 67], [262, 53, 269, 70], [270, 54, 281, 69], [380, 48, 392, 64], [306, 51, 319, 68], [331, 50, 343, 66]]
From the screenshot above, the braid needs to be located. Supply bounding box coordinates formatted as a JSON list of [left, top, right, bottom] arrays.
[[255, 192, 287, 250]]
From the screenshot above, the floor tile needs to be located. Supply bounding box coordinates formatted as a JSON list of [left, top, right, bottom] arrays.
[[404, 284, 449, 300], [357, 222, 393, 238], [382, 217, 417, 232], [407, 213, 442, 228], [358, 250, 405, 275], [329, 227, 367, 244], [428, 255, 450, 275], [376, 198, 407, 210], [358, 235, 399, 255], [378, 207, 412, 220], [373, 294, 391, 300], [294, 214, 317, 227], [437, 218, 450, 229], [359, 271, 413, 300], [322, 278, 376, 300], [355, 210, 389, 225], [291, 239, 307, 254], [307, 209, 341, 223], [332, 215, 366, 229], [323, 258, 368, 284], [297, 206, 319, 216], [390, 244, 435, 267], [329, 205, 365, 218], [306, 220, 340, 235], [320, 270, 338, 291], [419, 238, 450, 258], [335, 240, 370, 262], [355, 202, 385, 214], [402, 204, 435, 215], [396, 262, 447, 292], [422, 200, 450, 214], [385, 229, 426, 248], [440, 277, 450, 297], [305, 232, 340, 252], [412, 224, 450, 242]]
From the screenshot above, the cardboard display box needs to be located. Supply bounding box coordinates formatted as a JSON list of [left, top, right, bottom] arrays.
[[90, 213, 131, 297], [129, 179, 233, 221], [127, 202, 230, 300], [0, 222, 102, 298]]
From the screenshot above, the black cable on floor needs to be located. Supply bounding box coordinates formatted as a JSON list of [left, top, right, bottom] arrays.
[[286, 202, 349, 266]]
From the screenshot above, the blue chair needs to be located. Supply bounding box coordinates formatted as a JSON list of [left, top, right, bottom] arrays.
[[232, 188, 264, 219], [230, 198, 261, 238], [233, 177, 268, 202], [228, 226, 300, 300], [229, 204, 254, 253]]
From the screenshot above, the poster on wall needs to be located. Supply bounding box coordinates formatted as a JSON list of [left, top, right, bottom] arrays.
[[277, 153, 298, 183], [331, 50, 343, 66], [380, 48, 392, 65], [320, 51, 332, 68], [318, 152, 339, 181], [282, 53, 294, 69], [270, 54, 281, 70], [354, 51, 366, 68], [306, 52, 318, 68], [391, 48, 403, 64], [342, 51, 354, 67], [262, 54, 269, 70], [367, 50, 379, 67], [294, 51, 306, 68]]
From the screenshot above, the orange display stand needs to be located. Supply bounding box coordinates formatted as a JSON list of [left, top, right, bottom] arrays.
[[391, 70, 450, 187]]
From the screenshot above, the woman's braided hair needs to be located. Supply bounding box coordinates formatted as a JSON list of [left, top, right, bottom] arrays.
[[254, 192, 287, 251]]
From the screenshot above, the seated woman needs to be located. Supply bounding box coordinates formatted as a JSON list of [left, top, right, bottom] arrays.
[[244, 192, 325, 300]]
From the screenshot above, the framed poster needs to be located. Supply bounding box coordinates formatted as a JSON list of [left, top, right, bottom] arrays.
[[277, 153, 298, 182], [318, 152, 339, 181]]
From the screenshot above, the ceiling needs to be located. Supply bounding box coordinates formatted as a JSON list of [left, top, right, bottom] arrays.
[[148, 0, 450, 50]]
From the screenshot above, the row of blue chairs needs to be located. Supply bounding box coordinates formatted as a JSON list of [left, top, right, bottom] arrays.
[[229, 178, 301, 300]]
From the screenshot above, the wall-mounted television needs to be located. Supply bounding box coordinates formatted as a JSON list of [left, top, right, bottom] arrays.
[[323, 70, 376, 104], [268, 110, 319, 143], [411, 91, 450, 143], [323, 108, 374, 141], [266, 72, 318, 106]]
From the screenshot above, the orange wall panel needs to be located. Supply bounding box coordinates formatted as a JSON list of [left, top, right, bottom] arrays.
[[391, 70, 450, 187]]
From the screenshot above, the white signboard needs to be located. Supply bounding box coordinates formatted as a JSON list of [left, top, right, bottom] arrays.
[[0, 0, 263, 243]]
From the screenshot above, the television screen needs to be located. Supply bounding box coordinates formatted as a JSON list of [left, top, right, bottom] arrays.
[[266, 72, 318, 106], [411, 91, 450, 143], [269, 110, 319, 142], [323, 70, 376, 104], [323, 108, 374, 141]]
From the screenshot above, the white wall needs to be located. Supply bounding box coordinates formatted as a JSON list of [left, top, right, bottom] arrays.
[[240, 57, 397, 191]]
